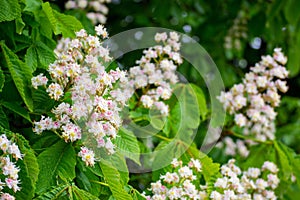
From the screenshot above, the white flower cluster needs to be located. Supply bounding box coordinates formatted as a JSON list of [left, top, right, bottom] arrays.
[[211, 159, 280, 200], [112, 32, 183, 116], [146, 158, 206, 200], [65, 0, 111, 24], [222, 138, 250, 158], [0, 134, 23, 199], [78, 146, 95, 166], [146, 158, 280, 200], [217, 48, 288, 157], [32, 25, 128, 166], [224, 10, 248, 52]]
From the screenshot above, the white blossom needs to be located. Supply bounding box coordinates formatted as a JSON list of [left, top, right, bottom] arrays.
[[217, 48, 288, 157], [32, 26, 127, 166]]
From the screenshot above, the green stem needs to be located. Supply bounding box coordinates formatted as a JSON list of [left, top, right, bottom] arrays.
[[226, 130, 273, 144], [91, 180, 109, 187], [53, 130, 63, 139], [55, 184, 70, 199], [154, 134, 172, 142]]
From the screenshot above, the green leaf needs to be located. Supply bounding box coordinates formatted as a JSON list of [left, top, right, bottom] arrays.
[[110, 152, 130, 185], [170, 83, 201, 131], [274, 141, 300, 190], [22, 146, 40, 186], [0, 0, 21, 22], [52, 10, 83, 38], [274, 141, 293, 179], [42, 2, 83, 37], [65, 10, 95, 34], [0, 42, 33, 111], [15, 17, 25, 34], [115, 127, 141, 165], [284, 0, 300, 26], [25, 46, 38, 72], [26, 41, 55, 72], [0, 75, 22, 102], [267, 0, 284, 21], [125, 185, 146, 200], [88, 162, 103, 177], [36, 140, 76, 194], [287, 35, 300, 77], [34, 183, 69, 200], [0, 68, 4, 92], [32, 88, 56, 113], [100, 159, 133, 200], [1, 101, 31, 122], [0, 106, 9, 129], [15, 142, 39, 199], [35, 41, 55, 69], [190, 83, 208, 120], [75, 161, 102, 197], [193, 149, 220, 183], [131, 189, 146, 200], [14, 34, 32, 52], [24, 0, 42, 14], [72, 185, 100, 200], [32, 133, 60, 154], [38, 15, 54, 39], [149, 114, 166, 131]]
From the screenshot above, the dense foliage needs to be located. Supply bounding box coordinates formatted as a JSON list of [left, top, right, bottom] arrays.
[[0, 0, 299, 199]]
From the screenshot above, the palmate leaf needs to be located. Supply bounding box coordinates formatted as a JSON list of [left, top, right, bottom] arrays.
[[34, 183, 69, 200], [42, 2, 83, 38], [0, 0, 21, 22], [36, 140, 76, 194], [0, 42, 33, 111], [115, 127, 141, 165], [72, 185, 100, 200], [100, 159, 133, 200], [25, 41, 56, 72]]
